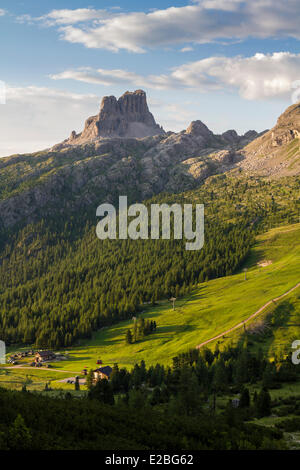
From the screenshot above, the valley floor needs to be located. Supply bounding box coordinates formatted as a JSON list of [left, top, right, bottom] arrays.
[[1, 223, 300, 393]]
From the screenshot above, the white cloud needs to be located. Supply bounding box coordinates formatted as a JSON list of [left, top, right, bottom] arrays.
[[38, 8, 112, 26], [0, 86, 99, 157], [0, 9, 6, 17], [15, 14, 33, 24], [15, 8, 114, 27], [6, 86, 96, 102], [171, 52, 300, 99], [26, 1, 300, 52], [180, 47, 194, 52], [50, 68, 173, 90], [51, 52, 300, 100]]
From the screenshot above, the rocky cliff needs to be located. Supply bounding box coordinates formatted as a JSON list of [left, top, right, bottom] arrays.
[[0, 90, 270, 231], [240, 103, 300, 176], [66, 90, 165, 144]]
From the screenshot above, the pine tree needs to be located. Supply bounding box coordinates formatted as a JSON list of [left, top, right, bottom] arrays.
[[8, 414, 32, 450], [262, 362, 276, 388], [125, 329, 133, 344], [86, 369, 94, 391], [150, 387, 161, 406], [239, 386, 250, 408], [111, 363, 120, 391], [75, 376, 80, 391], [213, 359, 228, 392], [177, 368, 201, 416], [256, 388, 271, 417], [89, 378, 114, 405]]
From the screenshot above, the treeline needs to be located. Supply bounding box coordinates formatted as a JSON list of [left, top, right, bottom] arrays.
[[0, 175, 298, 347], [1, 341, 294, 450], [0, 210, 253, 348], [85, 341, 298, 420], [126, 318, 157, 344], [0, 385, 283, 451]]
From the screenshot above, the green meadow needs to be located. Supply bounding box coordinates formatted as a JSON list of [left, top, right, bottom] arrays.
[[47, 223, 300, 371], [0, 367, 72, 391], [2, 222, 300, 391]]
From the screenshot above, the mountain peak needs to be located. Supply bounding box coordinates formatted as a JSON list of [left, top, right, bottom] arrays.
[[248, 101, 300, 150], [67, 90, 165, 144], [185, 120, 213, 138], [240, 102, 300, 176], [277, 102, 300, 124]]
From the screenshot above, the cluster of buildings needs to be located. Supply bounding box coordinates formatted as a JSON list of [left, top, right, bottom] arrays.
[[10, 348, 113, 382], [35, 350, 56, 363]]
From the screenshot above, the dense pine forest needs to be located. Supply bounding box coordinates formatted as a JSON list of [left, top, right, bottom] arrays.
[[0, 174, 299, 347], [1, 340, 294, 450]]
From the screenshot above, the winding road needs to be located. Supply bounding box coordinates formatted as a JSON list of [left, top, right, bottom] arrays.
[[196, 281, 300, 350]]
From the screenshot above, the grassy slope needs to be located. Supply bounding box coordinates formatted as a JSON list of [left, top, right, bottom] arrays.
[[47, 223, 300, 372], [2, 222, 299, 392], [0, 368, 72, 391]]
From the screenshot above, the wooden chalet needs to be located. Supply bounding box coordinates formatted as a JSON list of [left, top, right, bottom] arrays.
[[94, 365, 113, 381], [35, 350, 56, 363]]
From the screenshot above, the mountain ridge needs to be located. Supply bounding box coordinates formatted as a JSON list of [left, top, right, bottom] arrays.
[[64, 89, 165, 144], [52, 89, 261, 151], [0, 91, 299, 232]]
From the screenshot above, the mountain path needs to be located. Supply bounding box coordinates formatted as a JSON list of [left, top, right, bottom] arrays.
[[1, 365, 81, 374], [196, 281, 300, 349]]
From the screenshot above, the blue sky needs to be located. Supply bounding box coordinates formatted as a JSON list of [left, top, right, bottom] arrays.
[[0, 0, 300, 156]]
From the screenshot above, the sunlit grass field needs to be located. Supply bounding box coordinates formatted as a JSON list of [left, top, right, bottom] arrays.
[[0, 367, 72, 391], [47, 223, 300, 370], [2, 223, 300, 391]]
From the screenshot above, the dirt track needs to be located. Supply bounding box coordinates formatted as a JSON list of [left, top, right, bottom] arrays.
[[196, 282, 300, 349], [1, 364, 81, 374]]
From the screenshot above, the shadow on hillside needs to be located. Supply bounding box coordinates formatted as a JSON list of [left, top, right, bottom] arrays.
[[235, 299, 295, 355], [236, 239, 269, 271], [64, 355, 91, 362], [157, 323, 194, 335]]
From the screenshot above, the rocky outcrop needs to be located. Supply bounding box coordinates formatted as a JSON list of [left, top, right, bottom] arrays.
[[239, 102, 300, 176], [185, 120, 214, 139], [65, 90, 165, 144], [0, 90, 265, 230], [267, 103, 300, 148], [0, 126, 253, 230]]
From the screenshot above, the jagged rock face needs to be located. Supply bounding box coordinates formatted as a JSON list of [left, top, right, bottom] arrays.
[[0, 88, 265, 230], [221, 130, 239, 143], [185, 120, 213, 138], [68, 90, 165, 143], [247, 102, 300, 151], [271, 129, 300, 147], [239, 102, 300, 176], [184, 121, 259, 149], [243, 130, 258, 140], [270, 103, 300, 147]]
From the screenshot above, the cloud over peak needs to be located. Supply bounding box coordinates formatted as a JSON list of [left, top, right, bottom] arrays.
[[51, 52, 300, 100]]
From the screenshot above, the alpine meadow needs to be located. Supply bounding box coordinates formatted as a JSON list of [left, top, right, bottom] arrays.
[[1, 0, 300, 456]]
